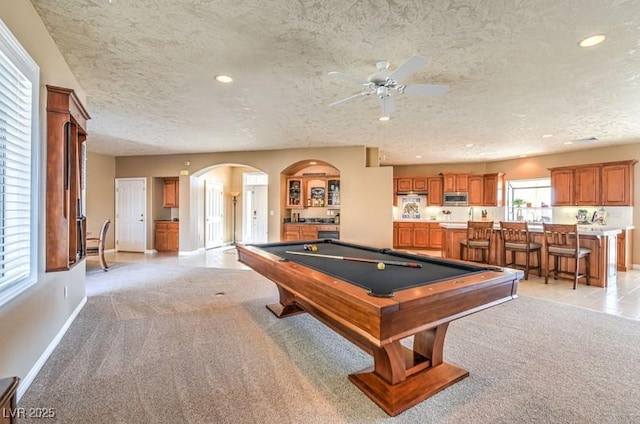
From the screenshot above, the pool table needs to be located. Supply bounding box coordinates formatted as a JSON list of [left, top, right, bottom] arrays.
[[236, 239, 520, 416]]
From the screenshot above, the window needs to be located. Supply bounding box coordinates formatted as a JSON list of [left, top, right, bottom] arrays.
[[0, 19, 40, 307], [505, 178, 551, 222]]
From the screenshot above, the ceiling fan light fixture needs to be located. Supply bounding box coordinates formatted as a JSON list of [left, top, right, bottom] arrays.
[[579, 34, 606, 48], [214, 74, 233, 83], [379, 116, 390, 121]]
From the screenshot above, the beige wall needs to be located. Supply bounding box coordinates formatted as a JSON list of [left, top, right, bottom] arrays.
[[0, 0, 88, 394], [116, 146, 394, 249], [86, 152, 116, 249]]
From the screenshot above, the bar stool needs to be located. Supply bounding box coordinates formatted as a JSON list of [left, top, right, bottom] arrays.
[[499, 221, 542, 280], [460, 221, 494, 264], [542, 223, 591, 289]]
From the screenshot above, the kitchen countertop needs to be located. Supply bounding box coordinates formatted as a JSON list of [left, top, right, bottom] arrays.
[[436, 221, 633, 236]]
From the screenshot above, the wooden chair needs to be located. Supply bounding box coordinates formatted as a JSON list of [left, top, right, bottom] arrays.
[[542, 223, 591, 289], [460, 221, 494, 264], [499, 221, 542, 280], [86, 219, 110, 271]]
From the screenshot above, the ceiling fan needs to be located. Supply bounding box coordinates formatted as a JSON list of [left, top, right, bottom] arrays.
[[327, 54, 448, 118]]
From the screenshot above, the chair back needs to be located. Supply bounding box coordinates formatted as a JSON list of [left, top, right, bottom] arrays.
[[466, 221, 494, 242], [542, 223, 579, 254], [98, 219, 111, 244], [499, 221, 529, 244]]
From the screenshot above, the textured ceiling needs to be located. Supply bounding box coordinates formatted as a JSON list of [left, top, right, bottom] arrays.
[[30, 0, 640, 165]]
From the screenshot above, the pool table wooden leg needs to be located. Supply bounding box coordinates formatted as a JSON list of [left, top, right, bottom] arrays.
[[349, 323, 468, 416], [266, 285, 305, 318]]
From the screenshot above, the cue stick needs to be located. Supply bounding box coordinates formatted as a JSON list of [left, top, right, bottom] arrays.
[[284, 251, 423, 268]]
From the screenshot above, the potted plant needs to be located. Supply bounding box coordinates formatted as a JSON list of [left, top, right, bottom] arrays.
[[513, 199, 525, 221]]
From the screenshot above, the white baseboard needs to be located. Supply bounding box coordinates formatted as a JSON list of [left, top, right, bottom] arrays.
[[16, 296, 87, 401], [633, 264, 640, 270], [144, 249, 157, 254]]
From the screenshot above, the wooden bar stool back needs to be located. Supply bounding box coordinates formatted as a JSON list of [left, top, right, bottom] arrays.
[[542, 223, 591, 289], [460, 221, 494, 264], [499, 221, 542, 280]]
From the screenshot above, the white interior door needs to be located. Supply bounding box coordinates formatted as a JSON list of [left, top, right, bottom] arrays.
[[243, 185, 268, 244], [115, 178, 146, 252], [204, 180, 223, 249]]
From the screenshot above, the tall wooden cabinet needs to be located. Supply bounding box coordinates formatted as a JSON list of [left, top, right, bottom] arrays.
[[46, 86, 91, 272]]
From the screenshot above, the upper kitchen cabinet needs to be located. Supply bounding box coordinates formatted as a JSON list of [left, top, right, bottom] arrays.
[[427, 177, 443, 206], [483, 173, 504, 207], [550, 168, 575, 206], [442, 173, 469, 192], [163, 178, 179, 208], [46, 86, 90, 272], [395, 177, 428, 193], [601, 161, 636, 206], [574, 165, 601, 206], [550, 160, 636, 206], [467, 175, 484, 206]]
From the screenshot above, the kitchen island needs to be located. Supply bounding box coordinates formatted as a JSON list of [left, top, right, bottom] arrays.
[[440, 222, 627, 288]]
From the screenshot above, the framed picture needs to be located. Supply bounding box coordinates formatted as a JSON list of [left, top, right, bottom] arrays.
[[592, 210, 607, 225]]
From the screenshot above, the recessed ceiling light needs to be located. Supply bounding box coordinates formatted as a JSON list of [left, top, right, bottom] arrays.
[[379, 116, 390, 122], [214, 75, 233, 83], [563, 141, 574, 145], [542, 134, 553, 138], [520, 154, 527, 158], [415, 155, 422, 159], [579, 34, 606, 48], [465, 143, 474, 147], [309, 161, 317, 165]]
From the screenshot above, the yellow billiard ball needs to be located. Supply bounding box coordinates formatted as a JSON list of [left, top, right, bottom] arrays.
[[377, 262, 385, 270], [310, 245, 318, 251]]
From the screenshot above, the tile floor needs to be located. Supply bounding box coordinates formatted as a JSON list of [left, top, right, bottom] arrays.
[[92, 246, 640, 321]]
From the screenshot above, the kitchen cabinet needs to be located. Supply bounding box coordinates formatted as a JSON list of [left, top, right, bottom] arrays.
[[396, 178, 413, 192], [483, 173, 504, 207], [443, 173, 469, 192], [155, 221, 179, 252], [282, 224, 339, 241], [427, 177, 443, 206], [163, 178, 179, 208], [283, 224, 301, 241], [393, 222, 443, 249], [550, 168, 575, 206], [396, 223, 414, 247], [46, 86, 91, 272], [395, 177, 427, 193], [574, 166, 600, 205], [468, 176, 484, 206], [286, 178, 304, 208], [550, 161, 636, 206], [601, 162, 635, 206], [413, 223, 430, 248], [393, 178, 398, 206]]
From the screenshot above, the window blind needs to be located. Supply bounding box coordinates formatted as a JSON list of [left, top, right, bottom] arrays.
[[0, 47, 32, 292]]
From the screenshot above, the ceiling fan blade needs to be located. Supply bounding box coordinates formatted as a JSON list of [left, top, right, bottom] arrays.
[[329, 91, 370, 107], [402, 84, 449, 96], [387, 54, 428, 83], [327, 71, 368, 85], [380, 96, 395, 116]]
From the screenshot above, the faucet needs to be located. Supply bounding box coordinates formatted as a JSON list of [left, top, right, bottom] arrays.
[[468, 207, 474, 221]]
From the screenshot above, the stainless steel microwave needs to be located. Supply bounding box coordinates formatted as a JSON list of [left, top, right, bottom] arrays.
[[443, 192, 469, 206]]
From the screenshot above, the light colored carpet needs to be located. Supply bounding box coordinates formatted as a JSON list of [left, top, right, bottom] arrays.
[[18, 260, 640, 423]]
